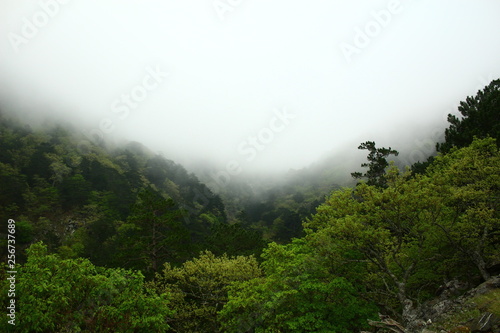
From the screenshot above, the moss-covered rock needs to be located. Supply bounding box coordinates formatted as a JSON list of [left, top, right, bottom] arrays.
[[424, 276, 500, 333]]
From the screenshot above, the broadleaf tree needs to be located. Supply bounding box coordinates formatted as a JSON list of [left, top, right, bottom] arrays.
[[0, 242, 172, 332]]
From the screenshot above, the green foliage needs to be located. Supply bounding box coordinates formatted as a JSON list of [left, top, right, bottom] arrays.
[[22, 175, 60, 219], [0, 242, 172, 332], [220, 240, 377, 332], [0, 113, 230, 268], [109, 188, 191, 275], [60, 174, 92, 208], [426, 137, 500, 280], [351, 141, 399, 188], [305, 171, 449, 321], [305, 138, 499, 324], [413, 78, 499, 174], [0, 162, 28, 223], [204, 221, 267, 258], [1, 82, 499, 332], [235, 183, 325, 242], [437, 79, 500, 154], [150, 251, 261, 332]]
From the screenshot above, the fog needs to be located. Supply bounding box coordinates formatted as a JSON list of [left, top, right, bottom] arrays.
[[1, 0, 500, 176]]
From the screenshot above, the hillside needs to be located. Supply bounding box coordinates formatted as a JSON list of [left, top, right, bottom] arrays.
[[0, 111, 266, 274], [0, 79, 499, 332]]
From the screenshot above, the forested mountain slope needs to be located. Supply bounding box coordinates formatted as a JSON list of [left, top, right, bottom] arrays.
[[0, 79, 498, 332], [0, 111, 265, 274]]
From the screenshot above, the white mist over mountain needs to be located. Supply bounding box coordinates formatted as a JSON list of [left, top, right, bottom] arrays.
[[1, 0, 499, 174]]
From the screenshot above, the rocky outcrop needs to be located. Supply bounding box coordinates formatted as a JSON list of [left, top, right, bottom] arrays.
[[364, 275, 500, 333], [420, 275, 500, 333]]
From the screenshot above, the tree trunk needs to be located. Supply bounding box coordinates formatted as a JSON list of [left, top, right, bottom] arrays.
[[472, 250, 491, 281]]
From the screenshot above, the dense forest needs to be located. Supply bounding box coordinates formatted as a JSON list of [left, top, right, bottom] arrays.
[[1, 79, 499, 332]]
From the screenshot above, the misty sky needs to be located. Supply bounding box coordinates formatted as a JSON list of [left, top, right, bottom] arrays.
[[1, 0, 500, 174]]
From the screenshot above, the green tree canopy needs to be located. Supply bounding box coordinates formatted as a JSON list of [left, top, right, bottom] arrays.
[[110, 188, 191, 275], [220, 240, 377, 332], [437, 79, 500, 154], [426, 137, 500, 281], [0, 242, 172, 333], [150, 251, 261, 332], [305, 138, 499, 328]]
